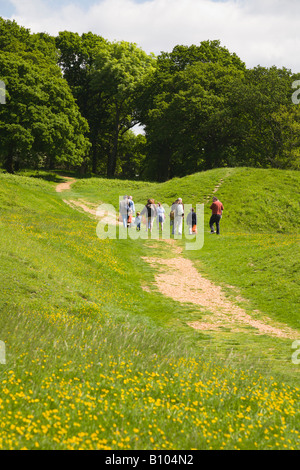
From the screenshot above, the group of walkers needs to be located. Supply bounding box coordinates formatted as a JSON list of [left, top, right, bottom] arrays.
[[119, 194, 224, 235]]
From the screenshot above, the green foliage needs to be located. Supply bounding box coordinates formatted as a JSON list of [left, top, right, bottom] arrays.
[[0, 49, 90, 172], [56, 31, 106, 87], [56, 32, 155, 176], [0, 17, 58, 63], [217, 66, 300, 169], [116, 132, 147, 179], [139, 42, 300, 180], [55, 31, 110, 174], [141, 61, 244, 179], [157, 40, 246, 73], [90, 41, 156, 176], [1, 17, 300, 179], [0, 17, 31, 52]]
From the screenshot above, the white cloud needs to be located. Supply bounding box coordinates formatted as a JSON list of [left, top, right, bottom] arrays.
[[8, 0, 300, 72]]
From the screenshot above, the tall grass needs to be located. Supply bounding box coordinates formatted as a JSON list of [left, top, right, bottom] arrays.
[[0, 169, 299, 450]]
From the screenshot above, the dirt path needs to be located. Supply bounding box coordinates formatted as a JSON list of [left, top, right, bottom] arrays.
[[63, 199, 96, 216], [142, 251, 298, 339], [55, 177, 77, 193], [56, 177, 120, 224], [64, 199, 122, 225], [56, 176, 298, 340], [204, 170, 232, 204]]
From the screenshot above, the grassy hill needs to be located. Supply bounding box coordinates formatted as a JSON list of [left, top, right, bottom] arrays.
[[68, 167, 300, 329], [69, 167, 300, 233], [0, 168, 299, 450]]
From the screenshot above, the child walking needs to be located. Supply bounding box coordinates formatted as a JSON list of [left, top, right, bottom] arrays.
[[134, 212, 142, 231], [186, 208, 197, 234]]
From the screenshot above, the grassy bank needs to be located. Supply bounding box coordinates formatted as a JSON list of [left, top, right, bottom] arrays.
[[0, 169, 299, 449]]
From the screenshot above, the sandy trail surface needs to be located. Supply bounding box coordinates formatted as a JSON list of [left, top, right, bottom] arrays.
[[56, 177, 298, 339], [55, 177, 77, 193], [142, 250, 298, 339]]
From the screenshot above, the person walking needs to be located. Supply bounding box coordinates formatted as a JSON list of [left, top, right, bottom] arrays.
[[119, 195, 129, 228], [174, 198, 184, 236], [127, 195, 135, 227], [156, 202, 165, 231], [187, 208, 197, 235], [128, 196, 135, 215], [141, 199, 157, 232], [170, 200, 177, 235], [134, 211, 141, 231], [209, 196, 224, 235]]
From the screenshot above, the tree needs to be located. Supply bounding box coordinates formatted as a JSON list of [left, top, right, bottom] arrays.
[[139, 43, 245, 180], [90, 41, 156, 177], [55, 31, 108, 173], [270, 106, 300, 169], [0, 51, 90, 173], [156, 40, 245, 73], [2, 17, 299, 178], [116, 132, 147, 179], [0, 17, 58, 62], [219, 66, 297, 168], [0, 17, 31, 52], [139, 41, 300, 180]]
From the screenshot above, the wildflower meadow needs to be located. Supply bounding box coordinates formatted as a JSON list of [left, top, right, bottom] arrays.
[[0, 168, 299, 450]]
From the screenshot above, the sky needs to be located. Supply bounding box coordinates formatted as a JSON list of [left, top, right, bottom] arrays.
[[1, 0, 300, 73]]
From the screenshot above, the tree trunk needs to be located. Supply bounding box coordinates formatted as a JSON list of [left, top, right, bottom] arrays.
[[46, 155, 54, 170], [4, 152, 14, 174], [79, 157, 87, 176], [107, 107, 121, 178], [107, 134, 118, 177], [92, 144, 98, 174]]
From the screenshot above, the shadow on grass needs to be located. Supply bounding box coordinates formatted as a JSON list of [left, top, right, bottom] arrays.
[[30, 173, 65, 183], [37, 169, 95, 181], [16, 169, 94, 183]]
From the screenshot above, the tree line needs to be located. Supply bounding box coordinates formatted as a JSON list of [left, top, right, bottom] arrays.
[[1, 17, 299, 180]]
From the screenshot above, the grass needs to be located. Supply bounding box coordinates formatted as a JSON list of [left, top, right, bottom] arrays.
[[66, 168, 227, 207], [0, 168, 299, 450], [68, 167, 300, 327]]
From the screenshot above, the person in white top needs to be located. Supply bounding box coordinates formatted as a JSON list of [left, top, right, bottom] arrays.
[[174, 198, 184, 236], [119, 195, 129, 228]]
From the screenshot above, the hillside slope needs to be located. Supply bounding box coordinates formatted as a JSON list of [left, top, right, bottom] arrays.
[[66, 167, 300, 330], [70, 167, 300, 234], [0, 169, 299, 450]]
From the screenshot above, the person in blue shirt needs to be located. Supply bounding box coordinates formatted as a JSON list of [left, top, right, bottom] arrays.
[[128, 196, 135, 215], [156, 202, 165, 231], [134, 212, 142, 231]]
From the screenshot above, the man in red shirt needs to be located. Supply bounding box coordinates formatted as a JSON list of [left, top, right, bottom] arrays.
[[209, 197, 224, 235]]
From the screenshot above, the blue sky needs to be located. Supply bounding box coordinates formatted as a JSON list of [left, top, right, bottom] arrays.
[[1, 0, 300, 73], [0, 0, 14, 17]]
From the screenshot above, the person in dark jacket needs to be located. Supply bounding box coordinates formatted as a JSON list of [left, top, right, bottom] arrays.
[[141, 199, 157, 232], [186, 208, 197, 234]]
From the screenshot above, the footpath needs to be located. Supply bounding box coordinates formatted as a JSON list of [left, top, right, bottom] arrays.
[[56, 176, 298, 340]]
